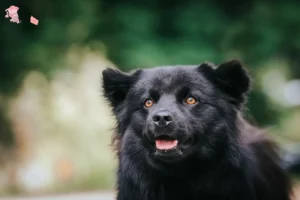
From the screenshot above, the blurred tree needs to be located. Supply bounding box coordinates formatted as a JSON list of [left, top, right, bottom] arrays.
[[0, 0, 100, 146], [94, 0, 300, 125], [1, 0, 300, 147], [0, 0, 100, 95]]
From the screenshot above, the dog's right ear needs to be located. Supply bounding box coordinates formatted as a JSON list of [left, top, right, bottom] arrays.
[[102, 68, 137, 108]]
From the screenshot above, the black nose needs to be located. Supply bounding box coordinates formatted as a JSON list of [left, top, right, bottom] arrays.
[[152, 111, 173, 127]]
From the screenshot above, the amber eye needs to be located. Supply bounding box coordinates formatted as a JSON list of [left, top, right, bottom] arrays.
[[144, 99, 154, 108], [185, 96, 197, 105]]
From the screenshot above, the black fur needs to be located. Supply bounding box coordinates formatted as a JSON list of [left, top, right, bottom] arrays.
[[102, 60, 293, 200]]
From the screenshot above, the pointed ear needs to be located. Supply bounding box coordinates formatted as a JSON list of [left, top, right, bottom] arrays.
[[102, 68, 138, 108], [214, 60, 251, 99], [198, 60, 251, 104], [197, 62, 217, 74]]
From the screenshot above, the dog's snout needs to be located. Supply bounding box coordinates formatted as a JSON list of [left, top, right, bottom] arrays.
[[152, 111, 173, 127]]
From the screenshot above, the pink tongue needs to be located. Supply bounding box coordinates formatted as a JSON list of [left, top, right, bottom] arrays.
[[155, 140, 178, 150]]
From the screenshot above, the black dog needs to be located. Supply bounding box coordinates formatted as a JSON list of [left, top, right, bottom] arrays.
[[102, 60, 296, 200]]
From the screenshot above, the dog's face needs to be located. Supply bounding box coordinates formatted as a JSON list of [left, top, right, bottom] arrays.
[[102, 60, 250, 167]]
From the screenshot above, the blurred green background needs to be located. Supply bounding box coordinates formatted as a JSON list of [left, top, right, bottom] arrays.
[[1, 0, 300, 197]]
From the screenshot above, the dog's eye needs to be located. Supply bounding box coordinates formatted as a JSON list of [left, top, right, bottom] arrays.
[[144, 99, 154, 108], [185, 96, 197, 105]]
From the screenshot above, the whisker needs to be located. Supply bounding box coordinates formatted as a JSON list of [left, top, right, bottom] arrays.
[[127, 149, 143, 157]]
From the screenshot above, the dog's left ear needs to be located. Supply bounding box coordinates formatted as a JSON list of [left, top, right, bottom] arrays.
[[199, 60, 251, 103], [102, 68, 140, 108]]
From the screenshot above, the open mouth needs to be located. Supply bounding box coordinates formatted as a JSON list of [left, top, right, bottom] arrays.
[[155, 135, 178, 150], [151, 134, 197, 163]]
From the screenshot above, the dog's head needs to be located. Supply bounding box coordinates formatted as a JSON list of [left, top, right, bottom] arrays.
[[102, 60, 251, 167]]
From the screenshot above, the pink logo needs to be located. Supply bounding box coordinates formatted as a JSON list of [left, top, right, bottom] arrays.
[[30, 16, 39, 25], [5, 5, 39, 25], [5, 5, 21, 24]]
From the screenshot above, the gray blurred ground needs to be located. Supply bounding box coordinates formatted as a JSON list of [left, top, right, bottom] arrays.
[[0, 192, 114, 200]]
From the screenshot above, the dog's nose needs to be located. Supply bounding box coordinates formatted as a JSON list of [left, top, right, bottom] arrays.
[[152, 111, 173, 127]]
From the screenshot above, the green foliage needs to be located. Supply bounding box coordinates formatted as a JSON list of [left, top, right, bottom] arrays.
[[1, 0, 300, 125], [0, 0, 100, 95]]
